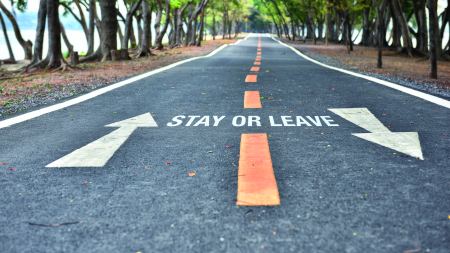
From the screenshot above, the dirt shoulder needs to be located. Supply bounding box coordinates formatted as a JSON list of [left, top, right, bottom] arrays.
[[283, 39, 450, 99], [0, 38, 237, 118]]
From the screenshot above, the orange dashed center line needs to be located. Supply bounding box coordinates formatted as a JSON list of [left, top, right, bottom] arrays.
[[250, 66, 260, 72], [254, 61, 261, 66], [244, 91, 262, 109], [237, 133, 280, 206], [255, 56, 262, 61], [257, 52, 262, 56], [245, 74, 257, 83]]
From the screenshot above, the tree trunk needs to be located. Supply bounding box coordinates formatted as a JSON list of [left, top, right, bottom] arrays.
[[427, 0, 438, 78], [87, 0, 96, 55], [121, 0, 142, 60], [99, 0, 118, 61], [175, 5, 187, 46], [345, 14, 353, 52], [361, 7, 371, 46], [0, 12, 15, 63], [391, 0, 413, 56], [413, 0, 428, 54], [74, 0, 89, 46], [137, 0, 151, 57], [136, 14, 143, 47], [60, 21, 74, 57], [29, 0, 47, 65], [376, 0, 388, 68], [0, 1, 32, 60], [46, 0, 64, 69], [196, 8, 205, 46], [154, 0, 171, 50], [317, 20, 323, 40], [190, 15, 198, 45]]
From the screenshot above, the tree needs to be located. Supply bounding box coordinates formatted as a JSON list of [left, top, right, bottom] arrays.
[[99, 0, 118, 61], [154, 0, 170, 49], [428, 0, 439, 78], [0, 0, 32, 59], [0, 12, 15, 63]]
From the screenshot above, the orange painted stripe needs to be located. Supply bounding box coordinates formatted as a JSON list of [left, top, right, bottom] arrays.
[[250, 66, 260, 72], [257, 52, 262, 56], [257, 48, 262, 52], [237, 133, 280, 206], [254, 61, 261, 66], [255, 56, 262, 61], [244, 91, 262, 108], [245, 74, 257, 83]]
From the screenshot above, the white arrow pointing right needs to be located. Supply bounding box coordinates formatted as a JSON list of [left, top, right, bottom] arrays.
[[329, 108, 423, 160]]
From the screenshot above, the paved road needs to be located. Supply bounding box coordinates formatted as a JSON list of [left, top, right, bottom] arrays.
[[1, 34, 449, 253]]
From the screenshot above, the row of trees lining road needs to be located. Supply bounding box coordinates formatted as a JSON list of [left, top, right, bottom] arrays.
[[0, 0, 250, 71], [253, 0, 449, 79]]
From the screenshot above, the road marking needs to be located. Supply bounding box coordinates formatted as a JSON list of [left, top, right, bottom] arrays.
[[329, 108, 423, 160], [352, 132, 423, 160], [328, 108, 389, 133], [257, 48, 261, 52], [272, 36, 450, 109], [250, 66, 260, 72], [237, 133, 280, 206], [257, 52, 262, 56], [254, 61, 261, 66], [255, 56, 262, 61], [46, 113, 158, 168], [244, 91, 262, 108], [245, 74, 258, 83]]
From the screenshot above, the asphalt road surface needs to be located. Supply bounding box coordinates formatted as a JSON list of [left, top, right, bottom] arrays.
[[1, 34, 449, 253]]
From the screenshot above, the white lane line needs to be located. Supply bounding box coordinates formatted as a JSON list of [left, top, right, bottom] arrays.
[[272, 36, 450, 110], [0, 36, 251, 130], [329, 108, 423, 160], [46, 113, 157, 168]]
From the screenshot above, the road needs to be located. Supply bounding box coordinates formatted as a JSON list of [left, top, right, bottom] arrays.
[[1, 34, 449, 253]]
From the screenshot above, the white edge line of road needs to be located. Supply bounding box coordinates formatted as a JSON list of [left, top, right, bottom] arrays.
[[272, 36, 450, 110], [0, 37, 248, 129]]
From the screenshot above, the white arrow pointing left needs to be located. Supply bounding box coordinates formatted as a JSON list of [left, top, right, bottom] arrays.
[[46, 113, 158, 168]]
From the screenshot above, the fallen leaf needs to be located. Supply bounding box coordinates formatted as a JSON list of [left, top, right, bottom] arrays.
[[0, 162, 8, 166], [188, 171, 196, 177], [225, 144, 233, 149], [8, 167, 16, 171], [164, 161, 172, 165]]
